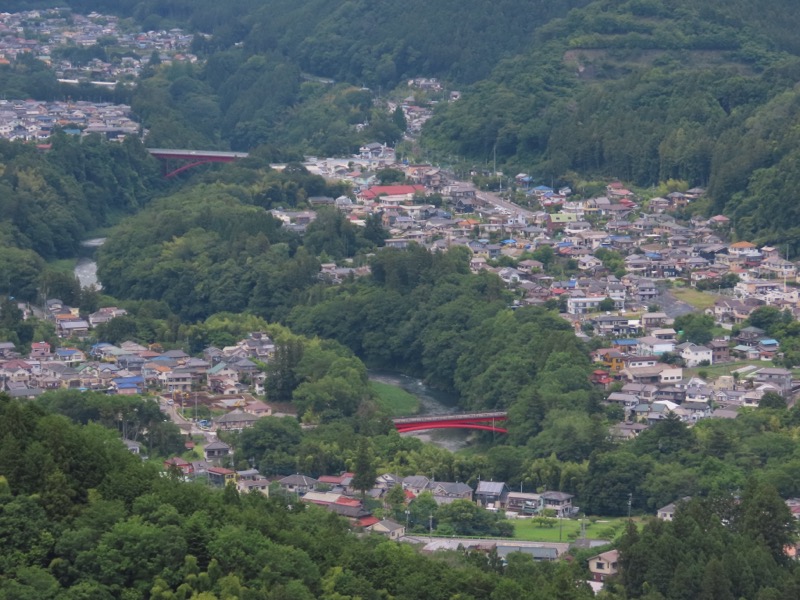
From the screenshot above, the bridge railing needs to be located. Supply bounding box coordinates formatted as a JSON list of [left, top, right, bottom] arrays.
[[392, 411, 507, 424]]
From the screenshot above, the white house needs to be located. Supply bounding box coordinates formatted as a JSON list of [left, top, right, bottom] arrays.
[[636, 336, 675, 356], [678, 343, 713, 367]]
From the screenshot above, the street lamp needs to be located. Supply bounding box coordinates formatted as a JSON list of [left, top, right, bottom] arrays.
[[429, 513, 433, 537]]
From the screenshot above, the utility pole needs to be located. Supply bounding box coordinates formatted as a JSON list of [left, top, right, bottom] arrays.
[[429, 514, 433, 537], [628, 493, 632, 519]]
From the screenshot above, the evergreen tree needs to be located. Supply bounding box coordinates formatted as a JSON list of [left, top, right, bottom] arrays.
[[351, 437, 377, 498]]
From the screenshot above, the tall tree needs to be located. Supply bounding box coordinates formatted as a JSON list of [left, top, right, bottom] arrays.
[[351, 437, 377, 498]]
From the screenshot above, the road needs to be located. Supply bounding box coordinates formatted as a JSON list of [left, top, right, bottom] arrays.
[[159, 398, 217, 441], [476, 190, 538, 221], [403, 535, 570, 555]]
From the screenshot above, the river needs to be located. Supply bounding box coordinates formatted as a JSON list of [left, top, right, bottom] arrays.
[[74, 237, 105, 289], [368, 370, 472, 452]]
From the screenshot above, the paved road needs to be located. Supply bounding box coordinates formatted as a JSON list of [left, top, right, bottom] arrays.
[[476, 190, 538, 221], [404, 535, 570, 555], [160, 398, 217, 441]]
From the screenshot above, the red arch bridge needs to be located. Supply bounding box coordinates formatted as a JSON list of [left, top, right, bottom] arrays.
[[147, 148, 250, 178], [392, 411, 508, 434]]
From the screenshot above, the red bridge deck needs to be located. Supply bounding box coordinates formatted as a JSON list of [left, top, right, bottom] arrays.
[[392, 411, 508, 434], [147, 148, 250, 178]]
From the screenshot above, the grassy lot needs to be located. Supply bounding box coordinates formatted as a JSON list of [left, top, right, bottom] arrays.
[[513, 516, 632, 542], [685, 361, 764, 380], [371, 381, 420, 416], [683, 361, 791, 381], [670, 287, 721, 310]]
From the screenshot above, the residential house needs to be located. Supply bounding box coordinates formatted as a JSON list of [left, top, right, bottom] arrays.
[[681, 401, 713, 421], [677, 342, 713, 367], [207, 467, 236, 487], [651, 328, 677, 340], [204, 440, 231, 463], [623, 364, 683, 385], [589, 549, 619, 582], [636, 336, 675, 356], [88, 306, 128, 326], [237, 477, 271, 496], [164, 457, 193, 477], [505, 492, 541, 515], [369, 519, 405, 540], [592, 315, 637, 337], [475, 481, 509, 507], [402, 475, 431, 496], [159, 368, 192, 393], [605, 392, 640, 411], [758, 338, 780, 360], [737, 326, 768, 346], [53, 347, 86, 366], [621, 383, 658, 401], [754, 368, 793, 396], [278, 474, 318, 496], [657, 497, 690, 521], [713, 298, 761, 324], [610, 422, 648, 441], [567, 296, 624, 315], [759, 256, 796, 279], [596, 349, 626, 372], [0, 359, 34, 384], [57, 319, 90, 338], [429, 481, 473, 505], [540, 491, 575, 517], [642, 312, 669, 330], [29, 341, 51, 359], [215, 408, 260, 431], [709, 339, 730, 363], [653, 386, 686, 403], [245, 400, 272, 417]]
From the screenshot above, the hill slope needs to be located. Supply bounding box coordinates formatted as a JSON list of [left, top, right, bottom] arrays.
[[422, 0, 800, 246]]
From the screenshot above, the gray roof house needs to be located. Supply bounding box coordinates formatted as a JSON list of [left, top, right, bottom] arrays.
[[475, 481, 509, 507]]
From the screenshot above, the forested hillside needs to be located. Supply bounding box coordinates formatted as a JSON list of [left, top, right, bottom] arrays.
[[0, 134, 162, 301], [9, 0, 800, 242], [0, 393, 605, 600], [95, 162, 384, 321], [422, 0, 800, 246]]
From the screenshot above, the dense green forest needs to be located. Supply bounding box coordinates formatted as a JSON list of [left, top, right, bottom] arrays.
[[2, 389, 800, 598], [0, 393, 609, 600], [0, 134, 162, 301], [95, 162, 388, 321]]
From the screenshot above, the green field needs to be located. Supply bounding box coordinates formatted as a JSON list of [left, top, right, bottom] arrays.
[[512, 517, 631, 542], [685, 361, 768, 380], [370, 381, 420, 416], [670, 287, 720, 310]]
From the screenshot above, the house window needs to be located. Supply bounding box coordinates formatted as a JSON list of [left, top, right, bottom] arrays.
[[596, 562, 605, 570]]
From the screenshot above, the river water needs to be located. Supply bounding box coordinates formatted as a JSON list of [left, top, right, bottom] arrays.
[[368, 370, 471, 451], [74, 237, 105, 289]]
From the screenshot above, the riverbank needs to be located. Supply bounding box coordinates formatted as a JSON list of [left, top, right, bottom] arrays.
[[370, 381, 419, 416], [367, 370, 471, 451]]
